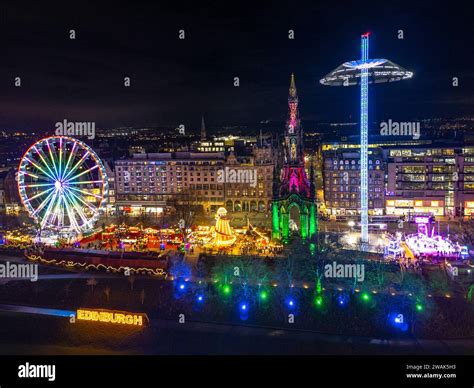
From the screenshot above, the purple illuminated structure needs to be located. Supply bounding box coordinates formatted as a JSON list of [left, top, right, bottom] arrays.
[[413, 215, 434, 237], [271, 74, 317, 242]]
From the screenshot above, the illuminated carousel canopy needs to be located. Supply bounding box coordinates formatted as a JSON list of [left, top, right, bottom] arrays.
[[320, 59, 413, 86]]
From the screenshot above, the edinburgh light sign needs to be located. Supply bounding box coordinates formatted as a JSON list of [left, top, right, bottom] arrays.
[[76, 308, 148, 326]]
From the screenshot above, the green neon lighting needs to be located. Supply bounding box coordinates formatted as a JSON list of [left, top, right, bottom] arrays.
[[314, 295, 323, 307], [223, 284, 231, 295]]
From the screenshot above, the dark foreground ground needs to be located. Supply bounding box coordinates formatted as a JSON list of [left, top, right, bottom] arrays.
[[1, 311, 474, 355]]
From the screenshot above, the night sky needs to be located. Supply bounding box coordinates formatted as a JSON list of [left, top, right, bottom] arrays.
[[1, 1, 473, 132]]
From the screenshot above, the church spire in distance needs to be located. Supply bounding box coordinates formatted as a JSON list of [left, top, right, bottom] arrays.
[[289, 72, 297, 98], [200, 115, 206, 141]]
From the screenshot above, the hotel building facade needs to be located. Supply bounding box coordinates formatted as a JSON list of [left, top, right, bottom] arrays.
[[114, 152, 226, 215], [385, 146, 474, 217], [322, 149, 385, 216], [322, 144, 474, 218], [114, 147, 274, 216]]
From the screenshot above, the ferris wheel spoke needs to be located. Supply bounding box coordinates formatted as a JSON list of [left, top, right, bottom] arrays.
[[22, 186, 55, 203], [46, 138, 60, 179], [56, 194, 66, 228], [63, 192, 81, 232], [68, 186, 103, 199], [33, 146, 57, 180], [62, 142, 78, 180], [53, 195, 66, 228], [59, 137, 66, 180], [40, 190, 59, 229], [51, 192, 63, 227], [67, 187, 99, 213], [57, 138, 63, 180], [52, 140, 64, 181], [63, 190, 90, 227], [19, 182, 55, 189], [62, 151, 90, 181], [67, 164, 99, 182], [19, 170, 53, 182], [22, 157, 56, 181], [32, 189, 56, 217]]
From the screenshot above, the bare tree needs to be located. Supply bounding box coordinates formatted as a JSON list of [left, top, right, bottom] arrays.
[[211, 259, 235, 285], [276, 254, 298, 289], [87, 278, 98, 295], [427, 271, 450, 295], [127, 275, 136, 291], [117, 212, 130, 226], [138, 211, 151, 227], [458, 219, 474, 246], [104, 286, 111, 302], [363, 259, 388, 291], [172, 191, 199, 243]]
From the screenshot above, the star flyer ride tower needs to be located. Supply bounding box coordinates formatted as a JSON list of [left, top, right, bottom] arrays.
[[272, 74, 317, 243], [320, 33, 413, 249]]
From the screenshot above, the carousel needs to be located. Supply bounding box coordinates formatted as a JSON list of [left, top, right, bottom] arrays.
[[384, 215, 469, 263]]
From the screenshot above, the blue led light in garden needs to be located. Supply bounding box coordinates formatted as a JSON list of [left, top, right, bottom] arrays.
[[239, 301, 249, 321], [175, 279, 187, 294], [388, 313, 409, 332], [337, 293, 348, 307], [286, 297, 296, 309]]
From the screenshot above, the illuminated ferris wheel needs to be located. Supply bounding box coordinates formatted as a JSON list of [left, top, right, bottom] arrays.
[[18, 136, 108, 235]]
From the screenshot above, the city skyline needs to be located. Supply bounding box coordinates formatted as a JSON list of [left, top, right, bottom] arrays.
[[1, 1, 473, 132]]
